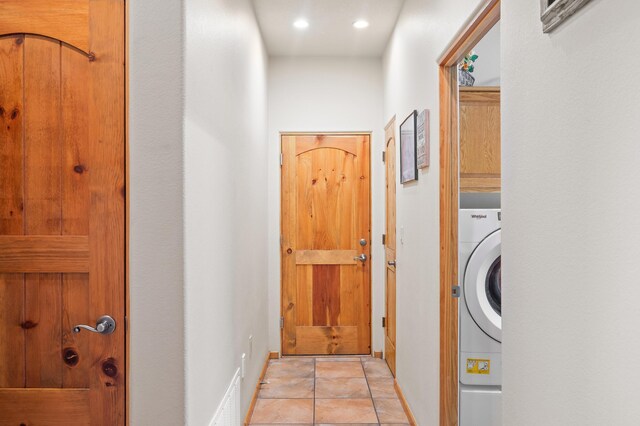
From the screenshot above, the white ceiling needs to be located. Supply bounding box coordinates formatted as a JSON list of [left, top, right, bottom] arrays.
[[251, 0, 405, 57]]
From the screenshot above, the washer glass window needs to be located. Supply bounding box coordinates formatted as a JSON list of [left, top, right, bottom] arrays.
[[485, 256, 501, 316]]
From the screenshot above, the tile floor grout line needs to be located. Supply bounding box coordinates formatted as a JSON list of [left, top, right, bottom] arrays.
[[363, 357, 382, 425]]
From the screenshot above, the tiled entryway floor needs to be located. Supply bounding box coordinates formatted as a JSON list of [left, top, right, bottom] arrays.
[[250, 356, 410, 425]]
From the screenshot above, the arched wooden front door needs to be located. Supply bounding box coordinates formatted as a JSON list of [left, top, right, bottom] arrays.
[[0, 1, 125, 424]]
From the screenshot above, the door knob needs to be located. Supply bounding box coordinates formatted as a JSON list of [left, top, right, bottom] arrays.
[[73, 315, 116, 335], [388, 260, 396, 266], [354, 253, 368, 262]]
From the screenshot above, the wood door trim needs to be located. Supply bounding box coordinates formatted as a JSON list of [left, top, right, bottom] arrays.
[[438, 1, 500, 425]]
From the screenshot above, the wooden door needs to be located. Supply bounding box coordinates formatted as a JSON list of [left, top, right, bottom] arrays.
[[281, 134, 371, 355], [0, 1, 125, 424], [459, 87, 501, 192], [384, 119, 397, 376]]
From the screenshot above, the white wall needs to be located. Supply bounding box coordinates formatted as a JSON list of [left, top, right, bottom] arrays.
[[502, 1, 640, 424], [471, 22, 500, 86], [129, 1, 185, 424], [184, 0, 269, 424], [267, 57, 384, 353], [382, 0, 484, 423]]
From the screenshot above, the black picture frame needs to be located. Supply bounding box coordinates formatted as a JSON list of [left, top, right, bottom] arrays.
[[399, 110, 418, 184]]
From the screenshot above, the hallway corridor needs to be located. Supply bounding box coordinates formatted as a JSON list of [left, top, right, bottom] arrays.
[[249, 356, 410, 425]]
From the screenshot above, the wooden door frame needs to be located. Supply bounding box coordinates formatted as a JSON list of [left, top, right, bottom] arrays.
[[279, 131, 373, 356], [437, 1, 500, 425]]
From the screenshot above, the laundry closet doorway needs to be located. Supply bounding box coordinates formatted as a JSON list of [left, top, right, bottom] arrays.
[[280, 133, 371, 355]]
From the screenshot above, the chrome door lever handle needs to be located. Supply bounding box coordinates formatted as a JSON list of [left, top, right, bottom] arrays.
[[388, 260, 396, 267], [73, 315, 116, 335], [354, 253, 368, 262]]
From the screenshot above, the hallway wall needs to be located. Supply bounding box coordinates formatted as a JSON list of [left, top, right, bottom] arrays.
[[184, 0, 269, 424], [129, 1, 185, 424], [502, 1, 640, 424], [267, 57, 385, 354], [382, 0, 484, 423]]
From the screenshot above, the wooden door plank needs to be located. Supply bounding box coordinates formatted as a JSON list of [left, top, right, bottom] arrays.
[[0, 35, 25, 388], [60, 44, 91, 388], [295, 250, 357, 265], [0, 35, 24, 235], [62, 274, 89, 387], [0, 236, 89, 273], [25, 273, 62, 387], [296, 265, 313, 326], [23, 35, 63, 389], [61, 44, 90, 236], [0, 0, 90, 52], [0, 388, 90, 425], [86, 0, 126, 422]]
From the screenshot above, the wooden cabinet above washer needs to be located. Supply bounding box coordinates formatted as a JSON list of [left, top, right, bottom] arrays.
[[459, 87, 501, 192]]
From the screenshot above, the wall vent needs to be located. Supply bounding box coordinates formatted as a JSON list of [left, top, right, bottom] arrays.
[[209, 368, 241, 426]]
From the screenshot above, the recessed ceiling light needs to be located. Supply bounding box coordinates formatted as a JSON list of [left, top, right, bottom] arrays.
[[293, 19, 309, 29], [353, 20, 370, 29]]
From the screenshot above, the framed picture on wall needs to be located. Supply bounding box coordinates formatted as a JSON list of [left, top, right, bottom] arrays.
[[540, 0, 592, 33], [416, 109, 430, 169], [400, 110, 418, 184]]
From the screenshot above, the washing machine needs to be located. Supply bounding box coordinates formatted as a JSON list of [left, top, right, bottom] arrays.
[[459, 209, 502, 426]]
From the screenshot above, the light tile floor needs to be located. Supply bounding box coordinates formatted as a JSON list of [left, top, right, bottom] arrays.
[[250, 356, 410, 425]]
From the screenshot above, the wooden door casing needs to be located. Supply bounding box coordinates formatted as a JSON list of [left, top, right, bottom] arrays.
[[281, 134, 371, 355], [384, 119, 397, 376], [0, 1, 125, 424]]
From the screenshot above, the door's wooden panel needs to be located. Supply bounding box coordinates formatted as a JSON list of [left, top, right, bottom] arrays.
[[0, 0, 90, 52], [384, 119, 397, 376], [0, 236, 89, 272], [295, 326, 359, 355], [296, 250, 357, 265], [282, 134, 370, 355], [312, 265, 341, 326], [0, 388, 90, 426], [0, 35, 25, 388], [459, 87, 501, 193]]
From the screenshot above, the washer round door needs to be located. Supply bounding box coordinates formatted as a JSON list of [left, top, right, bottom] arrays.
[[463, 229, 501, 342]]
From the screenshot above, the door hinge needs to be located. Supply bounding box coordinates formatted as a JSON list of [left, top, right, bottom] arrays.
[[452, 285, 461, 298], [280, 317, 284, 329], [382, 234, 386, 245], [280, 152, 283, 166], [382, 317, 386, 328], [382, 151, 386, 163]]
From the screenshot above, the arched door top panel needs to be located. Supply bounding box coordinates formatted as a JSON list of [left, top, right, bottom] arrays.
[[0, 0, 90, 53]]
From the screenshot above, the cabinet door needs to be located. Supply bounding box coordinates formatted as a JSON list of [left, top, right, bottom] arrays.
[[459, 87, 501, 192]]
